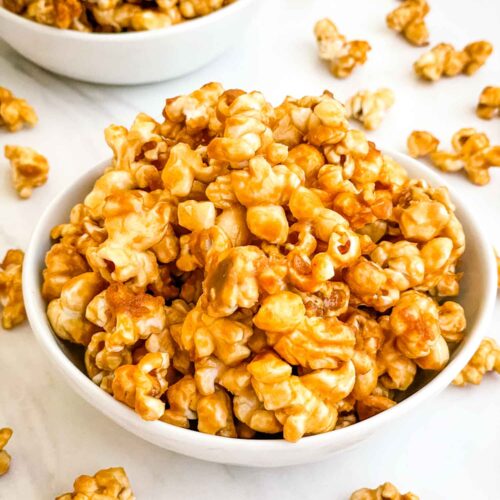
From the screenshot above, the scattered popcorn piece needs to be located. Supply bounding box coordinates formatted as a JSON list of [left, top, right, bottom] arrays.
[[4, 145, 49, 198], [314, 18, 371, 78], [346, 88, 395, 130], [409, 128, 500, 185], [0, 249, 26, 330], [55, 467, 135, 499], [476, 86, 500, 120], [386, 0, 430, 46], [351, 482, 419, 500], [0, 87, 38, 132], [453, 338, 500, 386], [407, 130, 439, 157], [0, 428, 13, 476], [414, 41, 493, 81]]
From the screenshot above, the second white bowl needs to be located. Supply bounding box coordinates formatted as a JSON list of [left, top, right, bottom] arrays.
[[23, 151, 497, 467], [0, 0, 259, 85]]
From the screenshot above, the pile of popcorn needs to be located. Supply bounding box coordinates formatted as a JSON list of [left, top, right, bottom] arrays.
[[2, 0, 235, 32], [40, 83, 467, 442]]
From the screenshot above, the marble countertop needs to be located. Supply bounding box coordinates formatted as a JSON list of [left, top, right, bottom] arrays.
[[1, 0, 500, 498]]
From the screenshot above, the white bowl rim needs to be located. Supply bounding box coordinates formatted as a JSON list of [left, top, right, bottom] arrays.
[[0, 0, 255, 41], [23, 149, 497, 454]]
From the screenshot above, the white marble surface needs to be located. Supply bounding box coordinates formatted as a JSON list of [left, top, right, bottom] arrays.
[[1, 0, 500, 498]]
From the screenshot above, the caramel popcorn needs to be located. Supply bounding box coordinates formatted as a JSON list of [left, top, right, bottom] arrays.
[[414, 41, 493, 81], [42, 243, 90, 301], [112, 352, 170, 420], [55, 467, 135, 499], [0, 249, 26, 330], [248, 351, 338, 442], [346, 88, 395, 130], [453, 338, 500, 386], [410, 128, 500, 185], [0, 428, 13, 476], [0, 87, 37, 132], [407, 130, 439, 158], [4, 145, 49, 199], [7, 0, 235, 32], [47, 272, 106, 345], [386, 0, 429, 46], [314, 18, 371, 78], [351, 482, 419, 500], [42, 84, 467, 442], [476, 86, 500, 120], [25, 0, 84, 30]]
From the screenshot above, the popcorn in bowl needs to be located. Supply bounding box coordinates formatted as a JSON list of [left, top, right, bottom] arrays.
[[41, 83, 467, 442], [2, 0, 236, 32]]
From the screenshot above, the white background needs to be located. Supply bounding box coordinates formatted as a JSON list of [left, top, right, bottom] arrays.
[[1, 0, 500, 498]]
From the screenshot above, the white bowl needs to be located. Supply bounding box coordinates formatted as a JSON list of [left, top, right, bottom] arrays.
[[0, 0, 258, 85], [23, 151, 497, 467]]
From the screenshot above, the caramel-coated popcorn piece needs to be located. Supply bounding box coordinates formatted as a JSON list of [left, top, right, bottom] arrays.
[[453, 338, 500, 386], [0, 249, 26, 330], [346, 88, 395, 130], [413, 128, 500, 185], [42, 243, 90, 301], [386, 0, 429, 46], [477, 86, 500, 120], [414, 41, 493, 81], [112, 352, 170, 420], [248, 351, 338, 442], [25, 0, 83, 30], [407, 130, 439, 158], [219, 365, 282, 434], [0, 87, 37, 132], [4, 145, 49, 199], [47, 272, 106, 345], [179, 0, 224, 18], [389, 291, 440, 359], [346, 311, 383, 399], [161, 374, 198, 428], [438, 301, 466, 343], [266, 316, 355, 370], [0, 428, 13, 476], [41, 83, 467, 442], [314, 18, 371, 78], [55, 466, 135, 500], [351, 482, 419, 500], [356, 393, 396, 421], [197, 387, 237, 437]]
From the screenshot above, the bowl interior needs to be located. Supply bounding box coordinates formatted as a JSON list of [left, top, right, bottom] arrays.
[[23, 151, 497, 459]]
